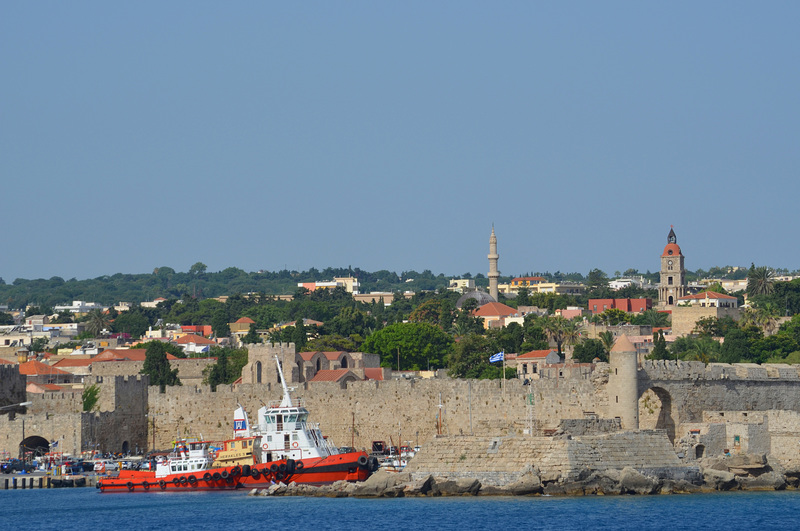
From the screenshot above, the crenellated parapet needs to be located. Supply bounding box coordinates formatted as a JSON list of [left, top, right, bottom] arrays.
[[640, 361, 800, 382]]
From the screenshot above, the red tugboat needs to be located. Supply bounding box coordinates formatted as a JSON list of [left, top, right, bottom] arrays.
[[234, 356, 378, 487], [97, 439, 243, 492]]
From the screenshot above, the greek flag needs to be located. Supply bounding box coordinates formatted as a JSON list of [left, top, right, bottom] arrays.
[[489, 351, 504, 363], [50, 441, 58, 448]]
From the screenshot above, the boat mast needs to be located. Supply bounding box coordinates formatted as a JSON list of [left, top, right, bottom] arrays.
[[275, 355, 293, 407]]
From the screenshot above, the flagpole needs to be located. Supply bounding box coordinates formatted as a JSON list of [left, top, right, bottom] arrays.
[[502, 351, 506, 398]]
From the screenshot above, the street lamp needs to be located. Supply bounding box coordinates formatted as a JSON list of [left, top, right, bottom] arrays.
[[0, 401, 32, 412]]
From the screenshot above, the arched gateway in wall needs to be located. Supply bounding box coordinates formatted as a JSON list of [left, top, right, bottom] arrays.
[[637, 386, 676, 443], [19, 435, 49, 458]]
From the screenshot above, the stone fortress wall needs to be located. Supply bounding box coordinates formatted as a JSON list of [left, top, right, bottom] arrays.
[[4, 341, 800, 469]]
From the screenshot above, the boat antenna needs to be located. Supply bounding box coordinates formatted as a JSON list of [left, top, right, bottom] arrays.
[[275, 355, 293, 407]]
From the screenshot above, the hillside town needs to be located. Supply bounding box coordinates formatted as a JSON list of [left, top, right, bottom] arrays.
[[3, 227, 800, 495]]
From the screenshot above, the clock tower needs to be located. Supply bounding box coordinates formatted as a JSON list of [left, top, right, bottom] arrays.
[[658, 227, 687, 308]]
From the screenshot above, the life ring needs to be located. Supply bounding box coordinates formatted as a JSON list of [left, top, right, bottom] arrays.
[[159, 480, 167, 490], [295, 460, 304, 470], [203, 472, 212, 482], [126, 481, 134, 491], [357, 455, 368, 467], [142, 480, 150, 490], [292, 441, 299, 449], [262, 443, 269, 451], [213, 472, 222, 481]]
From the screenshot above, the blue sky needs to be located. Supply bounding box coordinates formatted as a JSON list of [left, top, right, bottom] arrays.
[[2, 2, 799, 282]]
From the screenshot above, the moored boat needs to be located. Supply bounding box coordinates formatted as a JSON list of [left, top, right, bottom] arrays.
[[231, 356, 378, 487], [97, 439, 242, 492]]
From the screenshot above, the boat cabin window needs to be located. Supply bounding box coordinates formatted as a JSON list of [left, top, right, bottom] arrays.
[[287, 414, 298, 423]]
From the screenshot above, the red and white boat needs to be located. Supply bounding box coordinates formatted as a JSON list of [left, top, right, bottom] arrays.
[[232, 356, 377, 487], [97, 439, 243, 492]]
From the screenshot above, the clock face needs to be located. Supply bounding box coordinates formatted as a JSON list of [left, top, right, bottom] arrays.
[[668, 260, 673, 266]]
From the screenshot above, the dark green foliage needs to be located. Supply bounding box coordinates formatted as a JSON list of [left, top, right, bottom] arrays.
[[242, 323, 262, 344], [486, 322, 525, 354], [204, 347, 248, 391], [302, 334, 361, 352], [573, 339, 607, 363], [0, 312, 13, 325], [29, 337, 48, 353], [719, 326, 762, 364], [648, 330, 669, 360], [82, 384, 100, 412], [141, 341, 181, 392], [361, 322, 453, 371], [112, 310, 151, 338], [447, 333, 504, 379]]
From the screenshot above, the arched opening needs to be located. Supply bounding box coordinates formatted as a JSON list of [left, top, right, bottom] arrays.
[[20, 436, 49, 458], [121, 440, 130, 454], [695, 444, 705, 459], [316, 358, 321, 372], [255, 361, 262, 384], [341, 357, 348, 369], [638, 386, 676, 443], [668, 296, 674, 305]]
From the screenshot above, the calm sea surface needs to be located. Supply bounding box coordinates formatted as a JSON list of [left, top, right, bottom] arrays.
[[2, 488, 800, 530]]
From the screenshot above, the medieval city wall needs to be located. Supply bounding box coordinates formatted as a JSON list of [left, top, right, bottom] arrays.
[[0, 365, 26, 408], [92, 358, 215, 386], [146, 379, 535, 451]]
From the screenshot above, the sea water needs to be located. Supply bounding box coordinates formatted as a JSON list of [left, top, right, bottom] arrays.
[[2, 489, 800, 530]]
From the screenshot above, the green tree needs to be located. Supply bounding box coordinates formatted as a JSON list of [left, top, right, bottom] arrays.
[[599, 308, 629, 326], [211, 310, 231, 338], [0, 312, 13, 325], [573, 338, 607, 363], [84, 309, 110, 337], [302, 334, 360, 352], [112, 311, 151, 338], [747, 265, 775, 298], [242, 323, 262, 344], [361, 322, 454, 370], [29, 337, 48, 354], [542, 316, 581, 356], [447, 333, 503, 379], [598, 331, 615, 354], [141, 341, 181, 392], [203, 346, 249, 391], [648, 330, 669, 360], [82, 384, 100, 412], [586, 268, 609, 291], [292, 319, 308, 350]]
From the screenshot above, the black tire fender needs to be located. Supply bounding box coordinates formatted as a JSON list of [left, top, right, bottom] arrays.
[[203, 472, 212, 482], [142, 480, 150, 490], [242, 465, 251, 477], [159, 480, 167, 490], [220, 470, 229, 479], [357, 455, 368, 467], [270, 463, 278, 473], [295, 460, 304, 470], [213, 472, 222, 481], [126, 481, 134, 491]]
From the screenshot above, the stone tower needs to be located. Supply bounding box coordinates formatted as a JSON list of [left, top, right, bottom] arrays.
[[608, 335, 639, 430], [658, 227, 687, 308], [488, 225, 499, 301]]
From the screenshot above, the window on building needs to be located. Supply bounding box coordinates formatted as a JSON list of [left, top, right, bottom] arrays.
[[668, 277, 673, 285]]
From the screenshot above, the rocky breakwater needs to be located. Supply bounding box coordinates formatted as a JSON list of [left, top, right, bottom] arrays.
[[248, 433, 800, 497]]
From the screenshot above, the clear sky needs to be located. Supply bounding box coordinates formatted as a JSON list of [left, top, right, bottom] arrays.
[[2, 2, 799, 282]]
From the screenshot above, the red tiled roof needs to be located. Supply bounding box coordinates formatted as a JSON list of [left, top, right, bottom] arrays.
[[175, 334, 216, 345], [94, 349, 178, 362], [18, 360, 71, 376], [235, 317, 255, 324], [473, 302, 518, 317], [298, 352, 317, 361], [678, 291, 737, 300], [0, 358, 15, 365], [364, 368, 384, 381], [321, 351, 345, 361], [513, 277, 545, 282], [52, 358, 94, 368], [517, 350, 556, 359], [309, 369, 358, 383], [28, 382, 63, 392]]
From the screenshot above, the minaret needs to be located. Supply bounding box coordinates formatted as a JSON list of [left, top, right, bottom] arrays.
[[488, 225, 499, 301]]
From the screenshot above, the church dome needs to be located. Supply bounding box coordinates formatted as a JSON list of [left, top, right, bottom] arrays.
[[456, 290, 497, 309]]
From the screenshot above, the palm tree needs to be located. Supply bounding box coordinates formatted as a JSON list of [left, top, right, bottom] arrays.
[[598, 331, 615, 354], [543, 316, 568, 356], [747, 265, 775, 298], [85, 309, 110, 337]]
